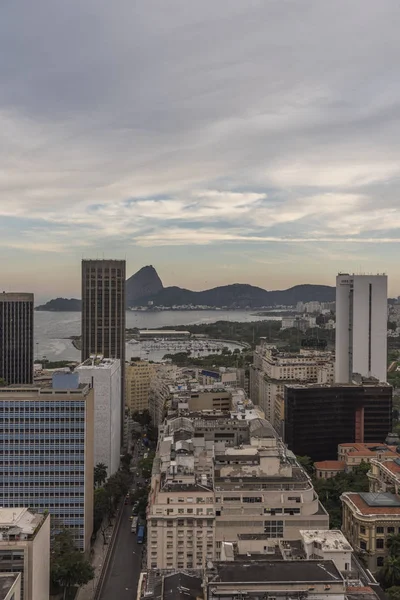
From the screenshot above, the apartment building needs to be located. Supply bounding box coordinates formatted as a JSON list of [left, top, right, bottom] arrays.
[[125, 360, 155, 413], [341, 491, 400, 573], [76, 356, 121, 476], [284, 380, 392, 462], [147, 414, 328, 570], [0, 508, 50, 600], [148, 364, 179, 426], [168, 383, 233, 413], [249, 341, 333, 433], [0, 383, 94, 552]]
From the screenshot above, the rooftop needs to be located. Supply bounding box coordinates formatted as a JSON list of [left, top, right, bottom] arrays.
[[0, 507, 45, 537], [211, 560, 343, 583], [300, 530, 353, 552], [343, 492, 400, 515], [0, 574, 19, 600], [315, 461, 346, 470], [79, 356, 120, 369]]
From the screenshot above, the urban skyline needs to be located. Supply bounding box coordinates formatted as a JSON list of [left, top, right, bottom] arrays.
[[2, 2, 400, 300]]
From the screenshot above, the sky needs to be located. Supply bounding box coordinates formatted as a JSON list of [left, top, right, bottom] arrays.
[[1, 0, 400, 301]]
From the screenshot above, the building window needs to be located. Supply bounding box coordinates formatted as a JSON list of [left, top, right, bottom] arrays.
[[376, 539, 384, 549], [377, 557, 384, 567], [360, 526, 366, 535], [377, 527, 384, 534], [388, 527, 395, 534], [264, 520, 284, 538], [360, 541, 367, 551]]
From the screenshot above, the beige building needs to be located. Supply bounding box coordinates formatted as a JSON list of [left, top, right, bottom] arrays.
[[368, 456, 400, 495], [125, 360, 155, 413], [168, 384, 232, 413], [341, 491, 400, 572], [0, 574, 22, 600], [0, 508, 50, 600], [314, 461, 346, 479], [148, 364, 179, 425], [338, 443, 397, 469], [147, 414, 328, 570], [250, 341, 334, 433]]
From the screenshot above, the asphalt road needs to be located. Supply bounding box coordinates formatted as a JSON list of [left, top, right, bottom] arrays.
[[100, 442, 146, 600]]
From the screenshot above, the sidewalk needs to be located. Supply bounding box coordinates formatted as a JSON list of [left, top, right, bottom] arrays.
[[76, 517, 117, 600]]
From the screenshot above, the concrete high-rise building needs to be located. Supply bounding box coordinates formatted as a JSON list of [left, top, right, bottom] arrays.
[[0, 508, 50, 600], [77, 356, 121, 476], [0, 293, 34, 385], [0, 382, 94, 552], [335, 274, 387, 383], [125, 360, 155, 414], [81, 259, 126, 429]]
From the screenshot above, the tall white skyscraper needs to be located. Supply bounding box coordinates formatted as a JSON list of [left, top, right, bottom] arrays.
[[335, 274, 388, 383], [77, 356, 121, 477]]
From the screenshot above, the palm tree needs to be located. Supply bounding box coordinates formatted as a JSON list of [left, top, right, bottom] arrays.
[[94, 463, 108, 488], [381, 556, 400, 588], [388, 534, 400, 558]]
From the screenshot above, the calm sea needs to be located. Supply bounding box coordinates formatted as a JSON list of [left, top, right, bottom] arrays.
[[34, 310, 282, 361]]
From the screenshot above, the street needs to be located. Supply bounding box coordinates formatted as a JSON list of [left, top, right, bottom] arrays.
[[100, 441, 147, 600]]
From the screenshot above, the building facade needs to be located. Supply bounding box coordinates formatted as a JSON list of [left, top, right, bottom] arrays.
[[125, 360, 155, 414], [81, 259, 126, 429], [335, 274, 387, 383], [0, 293, 34, 385], [249, 341, 334, 433], [0, 384, 94, 551], [342, 491, 400, 573], [77, 356, 121, 476], [147, 414, 328, 570], [284, 381, 392, 462], [0, 508, 50, 600]]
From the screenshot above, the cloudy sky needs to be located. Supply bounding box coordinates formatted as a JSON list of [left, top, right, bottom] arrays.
[[1, 0, 400, 300]]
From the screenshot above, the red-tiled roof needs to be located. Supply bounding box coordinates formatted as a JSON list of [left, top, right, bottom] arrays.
[[382, 461, 400, 474], [315, 461, 346, 470], [345, 493, 400, 515]]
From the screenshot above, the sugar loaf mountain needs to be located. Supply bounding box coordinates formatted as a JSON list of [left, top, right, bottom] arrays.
[[35, 265, 335, 310]]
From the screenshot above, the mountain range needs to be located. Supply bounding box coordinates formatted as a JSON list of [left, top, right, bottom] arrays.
[[35, 265, 335, 310]]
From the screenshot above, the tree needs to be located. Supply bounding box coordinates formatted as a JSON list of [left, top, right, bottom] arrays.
[[105, 471, 131, 508], [93, 487, 112, 534], [51, 530, 94, 600], [0, 378, 6, 386], [388, 534, 400, 558], [296, 455, 314, 476], [380, 556, 400, 589], [121, 453, 133, 471], [387, 586, 400, 600], [132, 410, 152, 427], [94, 463, 108, 488]]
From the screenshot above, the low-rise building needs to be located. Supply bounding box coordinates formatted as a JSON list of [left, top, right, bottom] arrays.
[[341, 491, 400, 573], [314, 461, 346, 479], [0, 508, 50, 600], [368, 456, 400, 495], [299, 530, 352, 571]]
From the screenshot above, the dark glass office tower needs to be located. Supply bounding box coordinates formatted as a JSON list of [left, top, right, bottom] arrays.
[[284, 381, 392, 462], [81, 260, 126, 429], [0, 292, 34, 384]]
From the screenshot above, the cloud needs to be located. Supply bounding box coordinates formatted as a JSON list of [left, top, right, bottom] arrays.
[[0, 0, 400, 280]]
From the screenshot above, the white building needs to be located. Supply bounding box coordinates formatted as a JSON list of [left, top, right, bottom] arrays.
[[0, 508, 50, 600], [335, 274, 387, 383], [77, 356, 121, 476]]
